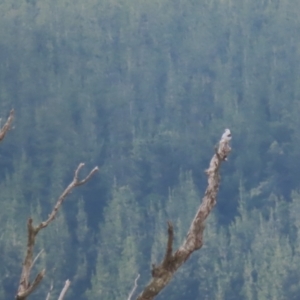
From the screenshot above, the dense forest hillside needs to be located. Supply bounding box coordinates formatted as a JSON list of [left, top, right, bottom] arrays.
[[1, 0, 300, 299]]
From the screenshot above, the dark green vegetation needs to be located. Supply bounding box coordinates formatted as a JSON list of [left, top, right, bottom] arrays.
[[1, 0, 300, 299]]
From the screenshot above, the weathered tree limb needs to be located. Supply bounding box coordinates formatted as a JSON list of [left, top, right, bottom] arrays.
[[16, 164, 98, 300], [0, 109, 14, 142], [36, 163, 98, 231], [128, 274, 140, 300], [136, 129, 232, 300], [57, 280, 71, 300]]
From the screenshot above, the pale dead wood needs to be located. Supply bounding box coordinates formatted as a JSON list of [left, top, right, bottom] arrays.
[[45, 281, 53, 300], [136, 129, 232, 300], [127, 274, 140, 300], [30, 249, 44, 274], [0, 109, 14, 142], [57, 280, 71, 300], [37, 163, 98, 231], [16, 164, 98, 300]]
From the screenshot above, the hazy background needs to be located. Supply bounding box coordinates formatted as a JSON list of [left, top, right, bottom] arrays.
[[1, 0, 300, 299]]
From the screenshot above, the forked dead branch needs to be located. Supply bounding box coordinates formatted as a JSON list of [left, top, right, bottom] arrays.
[[136, 129, 232, 300], [15, 163, 98, 300], [1, 109, 231, 299], [0, 110, 98, 300]]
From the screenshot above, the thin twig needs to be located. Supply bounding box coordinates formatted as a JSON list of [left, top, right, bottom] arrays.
[[0, 109, 14, 142], [128, 274, 140, 300], [58, 280, 71, 300], [37, 164, 99, 232], [30, 249, 44, 273], [45, 281, 54, 300]]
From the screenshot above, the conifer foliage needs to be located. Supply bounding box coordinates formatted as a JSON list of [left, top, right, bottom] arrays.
[[2, 0, 300, 298]]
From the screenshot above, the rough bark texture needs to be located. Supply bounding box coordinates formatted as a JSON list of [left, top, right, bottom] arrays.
[[16, 163, 98, 300], [137, 129, 232, 300]]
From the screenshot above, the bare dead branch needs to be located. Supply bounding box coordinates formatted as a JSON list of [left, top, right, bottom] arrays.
[[57, 280, 71, 300], [45, 281, 53, 300], [16, 164, 98, 300], [30, 249, 44, 273], [0, 109, 14, 142], [128, 274, 140, 300], [37, 164, 99, 232], [17, 270, 45, 299], [136, 129, 232, 300]]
